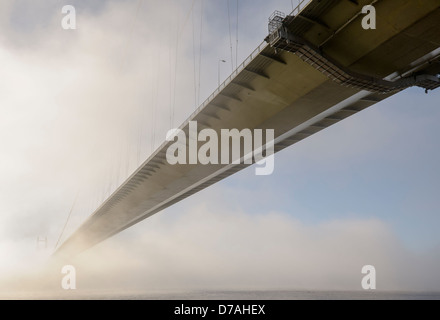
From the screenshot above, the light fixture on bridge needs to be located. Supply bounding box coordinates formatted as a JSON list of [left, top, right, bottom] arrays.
[[218, 59, 227, 87]]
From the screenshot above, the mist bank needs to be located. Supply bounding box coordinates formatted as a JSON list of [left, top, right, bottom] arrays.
[[2, 207, 440, 295]]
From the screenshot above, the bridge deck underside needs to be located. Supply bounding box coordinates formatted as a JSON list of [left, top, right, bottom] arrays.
[[55, 0, 440, 257]]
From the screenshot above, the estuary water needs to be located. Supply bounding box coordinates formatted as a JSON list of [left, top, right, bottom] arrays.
[[1, 290, 440, 300]]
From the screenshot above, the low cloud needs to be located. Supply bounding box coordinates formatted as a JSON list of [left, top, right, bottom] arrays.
[[2, 198, 440, 296], [46, 205, 440, 293]]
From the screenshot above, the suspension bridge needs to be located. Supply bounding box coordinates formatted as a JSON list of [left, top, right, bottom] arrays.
[[54, 0, 440, 258]]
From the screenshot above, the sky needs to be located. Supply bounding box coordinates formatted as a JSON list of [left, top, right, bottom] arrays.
[[0, 0, 440, 295]]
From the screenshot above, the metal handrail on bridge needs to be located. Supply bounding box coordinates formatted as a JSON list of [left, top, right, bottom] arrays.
[[290, 0, 312, 16], [184, 0, 312, 131], [181, 41, 268, 130]]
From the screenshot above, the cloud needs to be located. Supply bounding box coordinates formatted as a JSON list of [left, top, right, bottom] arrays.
[[30, 203, 437, 293], [0, 0, 205, 243], [0, 0, 199, 289], [3, 202, 440, 294]]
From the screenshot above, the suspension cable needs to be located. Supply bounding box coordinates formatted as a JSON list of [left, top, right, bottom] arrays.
[[54, 192, 79, 251], [197, 0, 204, 107], [236, 0, 239, 71], [227, 0, 234, 71], [171, 0, 197, 128], [192, 8, 198, 109]]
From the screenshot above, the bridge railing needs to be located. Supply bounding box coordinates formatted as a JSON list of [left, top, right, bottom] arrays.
[[290, 0, 312, 16], [180, 41, 269, 129], [179, 1, 313, 131]]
